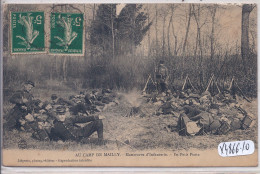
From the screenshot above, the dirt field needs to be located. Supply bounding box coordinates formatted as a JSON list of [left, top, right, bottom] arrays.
[[3, 85, 258, 151]]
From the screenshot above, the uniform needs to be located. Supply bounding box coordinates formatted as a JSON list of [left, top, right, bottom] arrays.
[[49, 106, 103, 142], [156, 62, 169, 93], [20, 113, 50, 141], [5, 89, 34, 130]]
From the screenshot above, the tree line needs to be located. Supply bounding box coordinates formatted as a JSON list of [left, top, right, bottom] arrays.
[[3, 4, 257, 97]]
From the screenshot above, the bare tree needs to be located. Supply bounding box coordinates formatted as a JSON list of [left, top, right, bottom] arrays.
[[167, 4, 178, 57], [209, 5, 217, 61], [192, 4, 209, 88], [155, 5, 158, 58], [182, 4, 192, 56], [146, 5, 151, 56], [241, 4, 255, 74], [110, 4, 115, 59], [85, 4, 96, 60], [161, 8, 168, 58]]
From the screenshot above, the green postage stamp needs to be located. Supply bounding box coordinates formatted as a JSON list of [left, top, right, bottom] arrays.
[[11, 12, 45, 53], [50, 13, 84, 55]]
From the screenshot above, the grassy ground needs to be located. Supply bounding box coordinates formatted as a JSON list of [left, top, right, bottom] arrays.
[[3, 83, 258, 151]]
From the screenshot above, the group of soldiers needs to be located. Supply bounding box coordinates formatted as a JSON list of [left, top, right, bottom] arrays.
[[176, 90, 252, 136], [148, 60, 253, 136], [4, 81, 106, 144], [149, 87, 253, 136], [4, 61, 253, 143]]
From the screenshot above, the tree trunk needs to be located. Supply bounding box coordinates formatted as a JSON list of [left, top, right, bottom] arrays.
[[111, 5, 115, 60], [210, 6, 217, 61], [182, 4, 192, 55], [194, 30, 198, 59], [198, 27, 203, 87], [193, 4, 204, 88], [147, 6, 151, 56], [167, 5, 174, 57], [170, 21, 177, 56], [132, 4, 136, 55], [181, 5, 192, 80], [155, 5, 158, 58], [174, 35, 178, 56], [162, 14, 166, 58], [241, 4, 254, 74]]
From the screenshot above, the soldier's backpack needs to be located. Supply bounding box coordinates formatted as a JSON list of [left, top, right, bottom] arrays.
[[241, 115, 253, 130], [182, 105, 202, 120], [209, 119, 221, 134], [186, 121, 201, 136], [197, 112, 213, 129], [178, 114, 200, 136], [230, 118, 242, 131], [195, 113, 215, 136], [216, 121, 230, 135], [161, 102, 173, 114], [178, 114, 190, 136]]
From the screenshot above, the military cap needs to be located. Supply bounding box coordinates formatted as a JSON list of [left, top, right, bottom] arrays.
[[42, 101, 50, 108], [34, 99, 42, 106], [57, 98, 67, 105], [51, 94, 58, 100], [159, 60, 165, 64], [69, 95, 75, 100], [92, 90, 98, 94], [56, 105, 66, 114], [25, 80, 35, 87], [223, 89, 231, 94]]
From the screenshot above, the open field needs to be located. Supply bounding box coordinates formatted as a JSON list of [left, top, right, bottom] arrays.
[[3, 83, 258, 151]]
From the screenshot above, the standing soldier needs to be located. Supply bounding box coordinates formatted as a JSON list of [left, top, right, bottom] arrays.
[[156, 60, 169, 94], [5, 81, 35, 130]]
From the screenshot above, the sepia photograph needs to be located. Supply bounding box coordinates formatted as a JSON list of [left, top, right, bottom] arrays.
[[2, 3, 258, 167]]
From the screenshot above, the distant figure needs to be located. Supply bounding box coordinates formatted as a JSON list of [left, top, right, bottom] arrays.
[[5, 81, 35, 130], [156, 60, 169, 94]]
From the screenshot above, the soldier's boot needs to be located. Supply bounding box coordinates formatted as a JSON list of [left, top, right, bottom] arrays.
[[37, 129, 50, 141], [97, 138, 106, 146], [81, 119, 104, 145], [97, 120, 104, 145], [97, 120, 103, 139]]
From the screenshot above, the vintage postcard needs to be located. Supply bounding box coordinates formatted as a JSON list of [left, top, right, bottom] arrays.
[[2, 3, 258, 167]]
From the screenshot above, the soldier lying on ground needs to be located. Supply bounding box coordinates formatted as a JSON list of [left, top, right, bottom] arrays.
[[49, 105, 105, 144], [5, 81, 36, 130], [51, 94, 74, 107], [16, 101, 54, 141], [177, 90, 253, 136]]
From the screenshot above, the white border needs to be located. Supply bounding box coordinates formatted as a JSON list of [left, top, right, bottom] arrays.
[[2, 0, 260, 4]]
